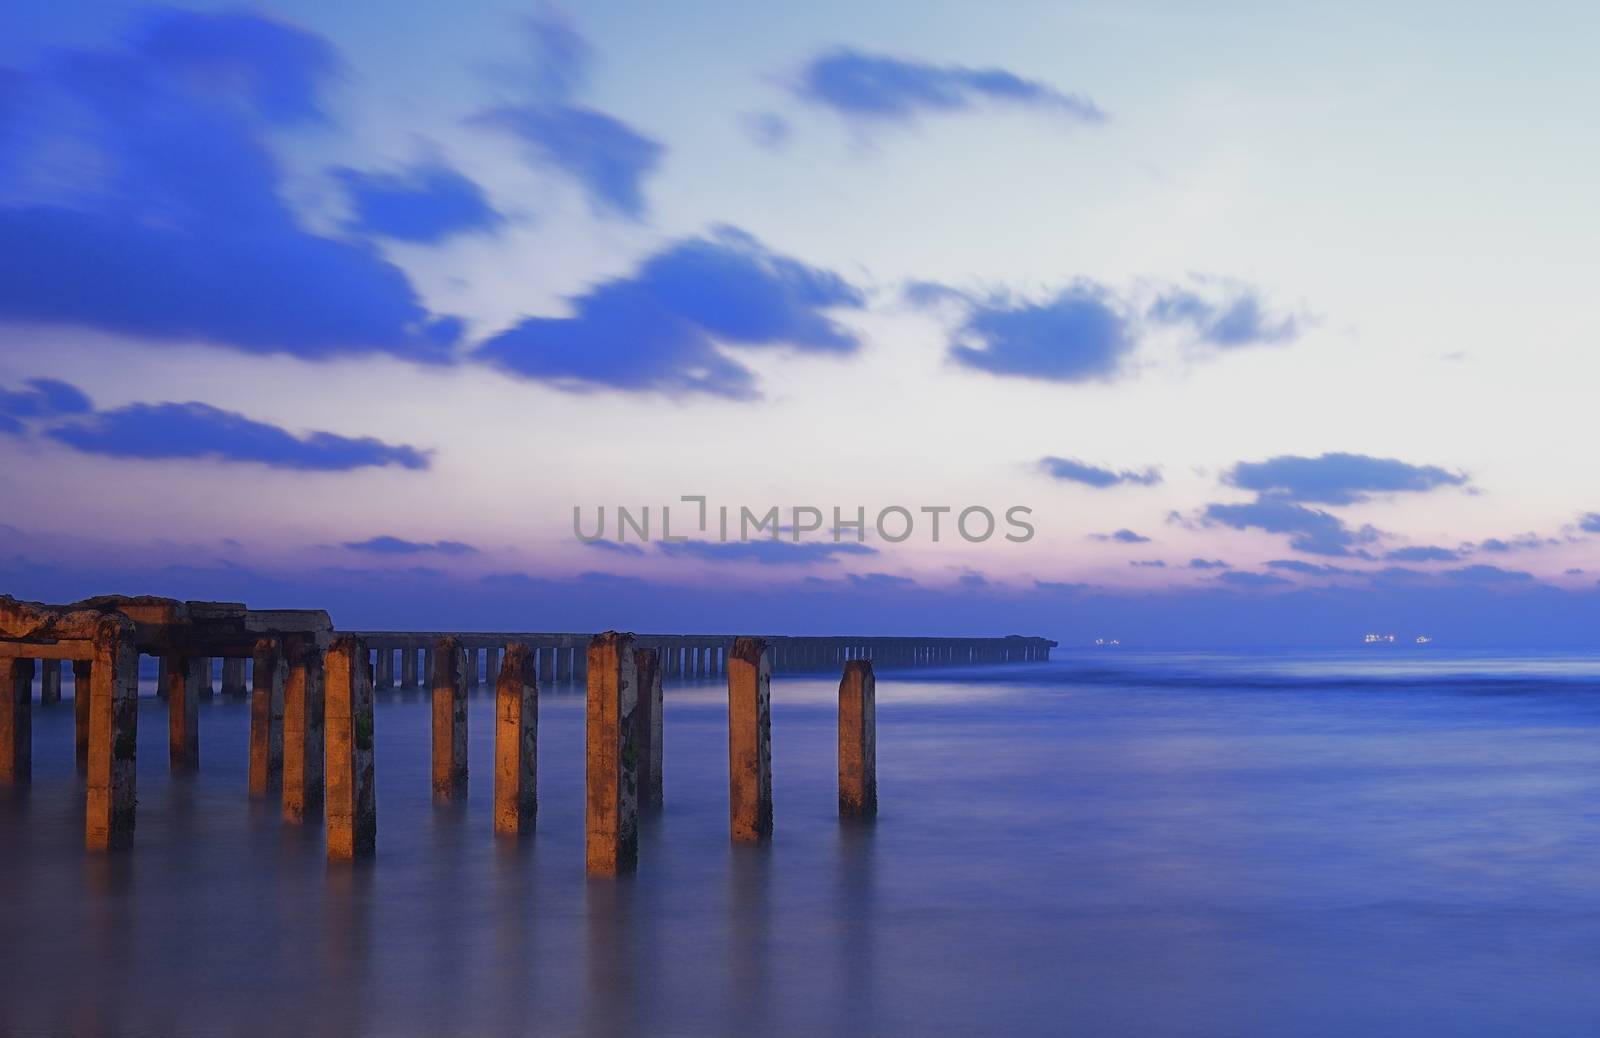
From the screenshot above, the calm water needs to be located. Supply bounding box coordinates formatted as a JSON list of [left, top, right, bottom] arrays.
[[5, 649, 1600, 1036]]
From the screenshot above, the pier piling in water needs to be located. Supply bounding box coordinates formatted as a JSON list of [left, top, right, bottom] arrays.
[[39, 658, 61, 704], [635, 647, 663, 810], [431, 636, 468, 800], [221, 657, 246, 698], [401, 647, 418, 688], [282, 639, 324, 823], [1, 657, 33, 784], [86, 618, 138, 851], [249, 637, 286, 796], [727, 637, 772, 843], [585, 631, 638, 876], [494, 643, 538, 835], [72, 658, 91, 768], [325, 635, 375, 860], [838, 660, 877, 818], [165, 653, 204, 769]]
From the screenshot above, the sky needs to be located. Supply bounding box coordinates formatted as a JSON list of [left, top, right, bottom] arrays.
[[2, 1, 1598, 645]]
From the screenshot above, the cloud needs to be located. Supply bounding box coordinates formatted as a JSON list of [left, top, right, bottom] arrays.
[[341, 536, 476, 555], [1130, 559, 1166, 568], [1090, 528, 1151, 544], [1225, 452, 1468, 505], [334, 161, 505, 243], [472, 15, 662, 219], [743, 111, 792, 149], [0, 10, 456, 360], [0, 378, 92, 418], [658, 539, 877, 565], [1201, 499, 1378, 557], [1148, 279, 1299, 348], [940, 283, 1132, 382], [1187, 558, 1230, 570], [1217, 570, 1292, 589], [846, 571, 917, 588], [1581, 513, 1600, 534], [1039, 457, 1161, 488], [46, 400, 429, 471], [795, 48, 1103, 126], [579, 538, 646, 557], [957, 572, 989, 588], [1265, 559, 1359, 577], [1476, 534, 1557, 553], [1384, 545, 1461, 562], [1446, 564, 1535, 584], [474, 226, 864, 398]]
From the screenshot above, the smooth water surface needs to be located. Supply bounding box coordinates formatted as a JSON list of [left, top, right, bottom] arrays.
[[4, 649, 1600, 1036]]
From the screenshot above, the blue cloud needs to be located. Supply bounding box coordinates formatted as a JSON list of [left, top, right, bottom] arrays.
[[342, 536, 476, 555], [846, 572, 917, 588], [658, 539, 877, 565], [796, 48, 1104, 125], [743, 111, 792, 149], [475, 104, 662, 219], [1265, 559, 1359, 577], [46, 401, 429, 471], [1447, 564, 1535, 584], [1130, 559, 1166, 568], [1187, 558, 1231, 570], [1202, 499, 1378, 557], [1384, 545, 1461, 562], [334, 162, 505, 243], [1149, 282, 1299, 348], [474, 226, 863, 398], [1093, 529, 1150, 544], [1217, 570, 1292, 589], [1581, 513, 1600, 534], [942, 283, 1131, 382], [579, 539, 646, 557], [1039, 457, 1161, 488], [0, 379, 92, 418], [1476, 534, 1556, 553], [1226, 452, 1468, 505], [0, 11, 454, 360]]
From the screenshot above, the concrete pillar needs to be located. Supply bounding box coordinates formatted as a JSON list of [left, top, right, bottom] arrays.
[[156, 655, 169, 701], [165, 653, 204, 769], [634, 648, 663, 810], [691, 645, 703, 680], [494, 643, 538, 835], [465, 647, 480, 689], [73, 658, 92, 769], [86, 621, 138, 851], [431, 636, 467, 801], [401, 647, 418, 687], [585, 632, 638, 876], [376, 647, 393, 689], [727, 637, 772, 843], [39, 658, 61, 705], [249, 637, 287, 797], [485, 646, 501, 690], [838, 660, 877, 818], [1, 657, 34, 784], [421, 647, 435, 692], [538, 645, 554, 684], [325, 635, 375, 861], [222, 657, 247, 697], [557, 646, 573, 684], [282, 642, 324, 823]]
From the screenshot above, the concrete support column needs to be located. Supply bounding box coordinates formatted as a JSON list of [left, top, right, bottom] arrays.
[[375, 647, 393, 689], [249, 637, 287, 797], [421, 647, 435, 692], [494, 643, 538, 835], [222, 657, 247, 697], [325, 635, 375, 860], [86, 621, 138, 851], [485, 647, 501, 690], [465, 647, 480, 690], [73, 658, 92, 769], [1, 657, 34, 784], [282, 641, 324, 823], [635, 648, 663, 810], [157, 655, 169, 701], [431, 636, 467, 801], [557, 646, 573, 683], [727, 637, 772, 843], [165, 653, 205, 769], [585, 632, 639, 876], [40, 658, 61, 704], [839, 660, 877, 818], [538, 645, 554, 684], [401, 647, 418, 687]]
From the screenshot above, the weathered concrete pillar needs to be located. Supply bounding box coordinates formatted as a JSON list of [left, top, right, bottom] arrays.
[[585, 632, 638, 876], [156, 655, 169, 701], [1, 657, 34, 784], [634, 648, 664, 810], [249, 637, 287, 797], [557, 645, 574, 684], [431, 636, 467, 801], [86, 620, 138, 850], [838, 660, 877, 818], [282, 641, 324, 823], [538, 645, 554, 684], [494, 643, 538, 835], [165, 653, 205, 769], [39, 658, 61, 705], [401, 647, 418, 687], [222, 657, 247, 697], [485, 646, 501, 690], [727, 637, 772, 843], [421, 646, 435, 692], [691, 645, 703, 679], [464, 647, 480, 689], [73, 658, 92, 769], [325, 635, 375, 860], [197, 657, 214, 697], [375, 647, 393, 689]]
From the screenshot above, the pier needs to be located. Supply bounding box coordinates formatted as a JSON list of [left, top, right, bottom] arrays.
[[0, 594, 1055, 861]]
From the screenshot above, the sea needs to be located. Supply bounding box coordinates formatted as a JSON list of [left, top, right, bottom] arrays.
[[4, 648, 1600, 1036]]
